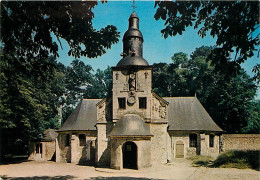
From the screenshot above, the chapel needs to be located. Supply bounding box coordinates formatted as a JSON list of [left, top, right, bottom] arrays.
[[55, 11, 223, 170]]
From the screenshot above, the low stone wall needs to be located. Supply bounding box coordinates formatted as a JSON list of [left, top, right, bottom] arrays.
[[221, 134, 260, 151]]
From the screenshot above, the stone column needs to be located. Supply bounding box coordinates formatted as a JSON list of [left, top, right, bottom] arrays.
[[70, 134, 77, 163], [55, 135, 61, 162], [110, 138, 122, 170], [96, 123, 109, 166], [200, 133, 207, 156]]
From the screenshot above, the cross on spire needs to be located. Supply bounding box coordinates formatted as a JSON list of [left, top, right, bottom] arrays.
[[132, 0, 136, 12]]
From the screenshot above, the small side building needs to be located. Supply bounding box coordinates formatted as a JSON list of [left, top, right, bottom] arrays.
[[55, 99, 100, 164], [28, 129, 58, 161]]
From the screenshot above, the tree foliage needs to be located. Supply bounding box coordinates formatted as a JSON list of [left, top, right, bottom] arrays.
[[152, 46, 259, 133], [0, 1, 119, 157], [154, 1, 259, 81]]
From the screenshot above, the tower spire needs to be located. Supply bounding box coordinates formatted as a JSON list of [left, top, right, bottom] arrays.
[[132, 0, 136, 12], [116, 9, 149, 67]]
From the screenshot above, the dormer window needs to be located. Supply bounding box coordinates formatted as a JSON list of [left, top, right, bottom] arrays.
[[139, 97, 147, 109], [118, 98, 126, 109]]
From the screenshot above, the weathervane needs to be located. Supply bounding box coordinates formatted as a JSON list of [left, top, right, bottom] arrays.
[[132, 0, 136, 12]]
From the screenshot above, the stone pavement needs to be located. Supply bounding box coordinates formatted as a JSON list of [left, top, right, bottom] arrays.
[[0, 159, 259, 180]]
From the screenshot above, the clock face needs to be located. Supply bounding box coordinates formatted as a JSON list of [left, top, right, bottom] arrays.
[[128, 95, 136, 105]]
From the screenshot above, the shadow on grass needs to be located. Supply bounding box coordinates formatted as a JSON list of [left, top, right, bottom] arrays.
[[0, 175, 75, 180], [189, 155, 213, 167], [191, 150, 260, 171], [211, 150, 260, 171]]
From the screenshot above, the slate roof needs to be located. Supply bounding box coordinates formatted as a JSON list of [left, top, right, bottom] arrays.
[[57, 99, 101, 132], [109, 114, 153, 137], [117, 56, 149, 67], [58, 97, 222, 133], [164, 97, 223, 132]]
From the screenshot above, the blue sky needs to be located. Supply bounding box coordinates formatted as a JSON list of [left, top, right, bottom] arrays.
[[57, 1, 259, 99]]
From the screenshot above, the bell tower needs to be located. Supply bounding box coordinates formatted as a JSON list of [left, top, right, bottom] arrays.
[[111, 11, 153, 122]]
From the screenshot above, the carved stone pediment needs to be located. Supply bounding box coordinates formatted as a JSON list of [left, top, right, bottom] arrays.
[[151, 92, 169, 120], [96, 98, 112, 123]]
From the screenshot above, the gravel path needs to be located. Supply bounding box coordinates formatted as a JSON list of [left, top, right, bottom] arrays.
[[0, 160, 259, 180]]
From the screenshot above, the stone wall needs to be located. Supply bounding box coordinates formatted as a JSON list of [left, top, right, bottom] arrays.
[[44, 141, 56, 160], [150, 123, 168, 164], [168, 132, 189, 159], [200, 134, 220, 158], [167, 132, 221, 160], [221, 134, 260, 151], [96, 123, 112, 167], [56, 131, 96, 164], [28, 141, 55, 161], [110, 137, 151, 170]]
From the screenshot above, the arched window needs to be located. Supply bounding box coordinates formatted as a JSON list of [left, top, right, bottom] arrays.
[[189, 134, 197, 147], [79, 134, 86, 146]]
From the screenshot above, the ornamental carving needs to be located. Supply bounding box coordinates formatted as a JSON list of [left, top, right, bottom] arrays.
[[129, 73, 136, 91], [123, 83, 128, 90], [98, 109, 106, 121], [159, 106, 166, 119], [97, 99, 106, 121], [127, 71, 137, 105], [151, 93, 168, 120]]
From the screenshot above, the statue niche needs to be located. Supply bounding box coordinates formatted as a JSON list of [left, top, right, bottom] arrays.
[[127, 71, 136, 105]]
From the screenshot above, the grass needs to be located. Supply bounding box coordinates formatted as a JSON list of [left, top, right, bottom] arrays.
[[189, 150, 260, 170]]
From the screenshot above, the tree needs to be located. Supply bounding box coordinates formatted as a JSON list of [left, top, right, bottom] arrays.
[[154, 1, 259, 81], [242, 100, 260, 133], [84, 67, 113, 99], [57, 59, 94, 123], [0, 1, 119, 159], [152, 46, 258, 133]]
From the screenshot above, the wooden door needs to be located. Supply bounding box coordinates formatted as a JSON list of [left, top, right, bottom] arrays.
[[176, 141, 184, 158]]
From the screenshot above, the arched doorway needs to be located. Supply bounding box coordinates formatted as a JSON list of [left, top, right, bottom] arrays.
[[122, 141, 137, 169], [176, 140, 184, 158]]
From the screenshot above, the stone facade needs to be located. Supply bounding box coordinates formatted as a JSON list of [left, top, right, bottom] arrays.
[[56, 131, 96, 164], [166, 132, 221, 160], [28, 129, 57, 161], [55, 11, 224, 170], [221, 134, 260, 151], [110, 137, 151, 170], [28, 141, 56, 161]]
